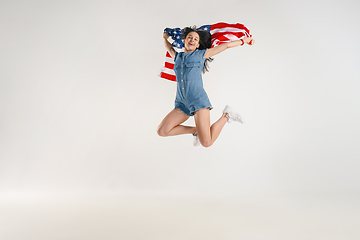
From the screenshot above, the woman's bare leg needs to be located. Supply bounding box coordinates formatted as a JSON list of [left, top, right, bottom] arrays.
[[194, 108, 228, 147], [157, 108, 196, 137]]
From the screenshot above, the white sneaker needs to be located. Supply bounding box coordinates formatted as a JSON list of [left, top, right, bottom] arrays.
[[193, 133, 200, 146], [223, 105, 243, 123]]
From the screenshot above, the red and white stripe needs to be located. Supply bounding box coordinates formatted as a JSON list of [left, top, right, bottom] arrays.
[[210, 22, 252, 47], [159, 51, 176, 82]]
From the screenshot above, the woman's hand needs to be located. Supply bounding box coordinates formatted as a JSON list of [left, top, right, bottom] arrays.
[[243, 37, 255, 45], [163, 32, 170, 39]]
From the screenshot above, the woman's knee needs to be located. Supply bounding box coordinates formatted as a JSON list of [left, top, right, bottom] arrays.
[[157, 125, 168, 137], [200, 138, 213, 148]]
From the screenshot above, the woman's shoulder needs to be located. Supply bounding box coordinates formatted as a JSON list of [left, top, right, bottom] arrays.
[[195, 49, 207, 58], [193, 49, 207, 53], [174, 51, 182, 61], [194, 49, 207, 60]]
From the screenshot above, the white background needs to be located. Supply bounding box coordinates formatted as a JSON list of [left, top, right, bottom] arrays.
[[1, 0, 359, 239]]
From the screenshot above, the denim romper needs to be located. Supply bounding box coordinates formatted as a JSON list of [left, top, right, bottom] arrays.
[[174, 49, 213, 116]]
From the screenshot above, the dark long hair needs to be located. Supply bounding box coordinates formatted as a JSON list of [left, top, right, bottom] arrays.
[[181, 26, 213, 74]]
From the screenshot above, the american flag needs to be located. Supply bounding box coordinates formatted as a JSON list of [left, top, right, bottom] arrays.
[[159, 22, 252, 82]]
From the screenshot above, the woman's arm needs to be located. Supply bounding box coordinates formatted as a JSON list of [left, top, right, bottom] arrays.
[[163, 32, 176, 59], [203, 37, 255, 58]]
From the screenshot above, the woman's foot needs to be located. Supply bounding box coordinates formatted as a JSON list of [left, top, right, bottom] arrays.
[[223, 105, 243, 123]]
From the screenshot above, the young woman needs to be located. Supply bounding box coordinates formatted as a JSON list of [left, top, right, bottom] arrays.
[[157, 26, 254, 147]]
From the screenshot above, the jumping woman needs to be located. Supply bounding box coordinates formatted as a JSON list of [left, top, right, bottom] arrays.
[[157, 26, 255, 147]]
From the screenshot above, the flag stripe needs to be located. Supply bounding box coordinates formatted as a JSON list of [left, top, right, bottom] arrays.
[[164, 61, 174, 69], [160, 66, 175, 75], [210, 22, 251, 32], [159, 72, 177, 81]]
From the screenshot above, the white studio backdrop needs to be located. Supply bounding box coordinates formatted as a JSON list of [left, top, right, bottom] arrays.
[[0, 0, 360, 198]]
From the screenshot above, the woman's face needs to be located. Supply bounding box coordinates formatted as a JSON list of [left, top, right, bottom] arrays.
[[184, 31, 200, 52]]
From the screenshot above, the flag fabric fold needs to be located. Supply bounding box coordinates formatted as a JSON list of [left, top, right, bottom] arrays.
[[159, 22, 252, 82]]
